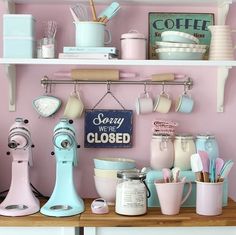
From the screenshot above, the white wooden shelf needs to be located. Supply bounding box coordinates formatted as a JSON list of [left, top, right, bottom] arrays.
[[1, 58, 236, 67]]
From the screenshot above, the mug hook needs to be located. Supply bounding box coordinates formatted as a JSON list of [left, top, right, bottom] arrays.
[[161, 82, 165, 95], [183, 84, 188, 95], [144, 82, 147, 94], [107, 81, 111, 93]]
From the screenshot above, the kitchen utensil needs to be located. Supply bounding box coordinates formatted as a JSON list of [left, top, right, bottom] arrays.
[[89, 0, 97, 21], [209, 159, 216, 182], [71, 3, 89, 21], [190, 153, 203, 182], [69, 7, 79, 22], [198, 151, 210, 182], [54, 69, 136, 81], [161, 31, 200, 44], [162, 168, 172, 183], [40, 118, 84, 217], [32, 95, 61, 117], [44, 20, 57, 39], [215, 157, 225, 180], [98, 2, 120, 23], [172, 167, 180, 182], [0, 118, 40, 216], [219, 160, 234, 181]]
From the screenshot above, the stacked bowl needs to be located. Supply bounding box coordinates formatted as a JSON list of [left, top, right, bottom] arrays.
[[93, 157, 136, 205], [155, 31, 207, 60]]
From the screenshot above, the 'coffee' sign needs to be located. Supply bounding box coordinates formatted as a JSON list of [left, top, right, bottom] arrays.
[[84, 110, 133, 148]]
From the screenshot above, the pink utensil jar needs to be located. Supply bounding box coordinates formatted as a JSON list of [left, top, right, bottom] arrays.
[[196, 181, 223, 216], [154, 180, 192, 215], [121, 30, 146, 60]]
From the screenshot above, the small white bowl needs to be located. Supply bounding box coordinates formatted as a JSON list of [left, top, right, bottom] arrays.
[[156, 41, 207, 49], [161, 31, 199, 44]]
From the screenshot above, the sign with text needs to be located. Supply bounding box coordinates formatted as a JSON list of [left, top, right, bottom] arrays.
[[84, 109, 133, 148], [148, 12, 214, 59]]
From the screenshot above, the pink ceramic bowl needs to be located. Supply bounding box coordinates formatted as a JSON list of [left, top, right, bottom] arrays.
[[94, 175, 117, 205]]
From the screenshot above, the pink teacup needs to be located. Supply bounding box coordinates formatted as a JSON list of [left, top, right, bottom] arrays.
[[136, 92, 153, 115]]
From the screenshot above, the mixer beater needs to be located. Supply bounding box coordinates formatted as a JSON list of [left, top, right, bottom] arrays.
[[0, 118, 40, 216]]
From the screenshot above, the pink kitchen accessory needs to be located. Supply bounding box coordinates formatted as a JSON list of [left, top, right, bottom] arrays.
[[154, 179, 192, 215], [91, 198, 109, 214], [196, 181, 223, 216]]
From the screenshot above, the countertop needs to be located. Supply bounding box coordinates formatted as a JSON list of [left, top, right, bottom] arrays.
[[1, 199, 236, 227]]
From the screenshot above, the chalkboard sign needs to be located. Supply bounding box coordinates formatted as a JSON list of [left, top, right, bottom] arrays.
[[148, 12, 214, 59], [84, 109, 133, 148]]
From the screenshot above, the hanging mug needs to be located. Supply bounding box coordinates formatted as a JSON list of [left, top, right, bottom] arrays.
[[176, 86, 194, 113]]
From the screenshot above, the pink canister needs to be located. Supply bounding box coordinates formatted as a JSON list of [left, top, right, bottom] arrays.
[[121, 30, 146, 60], [150, 135, 174, 170]]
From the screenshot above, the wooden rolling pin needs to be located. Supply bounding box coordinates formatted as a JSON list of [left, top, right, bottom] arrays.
[[54, 69, 136, 80], [140, 73, 187, 81]]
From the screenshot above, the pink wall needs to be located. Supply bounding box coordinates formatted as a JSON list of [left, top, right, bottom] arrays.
[[0, 3, 236, 200]]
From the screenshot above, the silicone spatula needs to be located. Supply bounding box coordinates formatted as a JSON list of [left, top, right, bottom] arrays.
[[162, 168, 171, 183], [215, 157, 224, 181], [198, 151, 210, 182], [219, 160, 234, 181], [191, 153, 203, 182]]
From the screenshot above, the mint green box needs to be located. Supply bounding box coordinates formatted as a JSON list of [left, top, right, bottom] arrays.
[[3, 37, 35, 58], [3, 14, 35, 37], [146, 170, 228, 207]]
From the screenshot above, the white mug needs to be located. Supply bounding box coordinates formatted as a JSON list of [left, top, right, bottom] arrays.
[[175, 93, 194, 113], [136, 92, 153, 115], [64, 91, 84, 119], [74, 21, 112, 47]]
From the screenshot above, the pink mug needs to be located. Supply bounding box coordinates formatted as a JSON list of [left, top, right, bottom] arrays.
[[154, 180, 192, 215]]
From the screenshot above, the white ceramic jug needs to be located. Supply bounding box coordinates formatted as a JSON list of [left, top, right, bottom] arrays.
[[208, 25, 236, 60]]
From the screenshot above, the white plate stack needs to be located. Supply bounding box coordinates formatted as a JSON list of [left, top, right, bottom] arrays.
[[155, 31, 208, 60]]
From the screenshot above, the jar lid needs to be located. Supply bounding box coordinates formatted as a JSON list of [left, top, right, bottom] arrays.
[[175, 133, 195, 140], [196, 133, 215, 139], [117, 170, 146, 180], [152, 134, 173, 140], [121, 30, 146, 39]]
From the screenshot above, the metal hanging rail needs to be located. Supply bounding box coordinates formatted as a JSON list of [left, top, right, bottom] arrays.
[[41, 76, 193, 90]]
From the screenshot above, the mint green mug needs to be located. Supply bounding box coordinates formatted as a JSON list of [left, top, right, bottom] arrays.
[[74, 21, 112, 47]]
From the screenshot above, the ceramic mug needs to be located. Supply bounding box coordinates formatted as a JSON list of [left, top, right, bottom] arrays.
[[175, 93, 194, 113], [153, 92, 172, 114], [196, 181, 223, 216], [136, 92, 153, 115], [154, 180, 192, 215], [64, 91, 84, 119], [74, 21, 112, 47]]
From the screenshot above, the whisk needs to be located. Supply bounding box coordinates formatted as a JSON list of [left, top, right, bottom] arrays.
[[44, 20, 57, 38], [70, 3, 89, 21]]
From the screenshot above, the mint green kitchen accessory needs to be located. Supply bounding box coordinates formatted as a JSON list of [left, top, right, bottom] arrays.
[[98, 2, 120, 23]]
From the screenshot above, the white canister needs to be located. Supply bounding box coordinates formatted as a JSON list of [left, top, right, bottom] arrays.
[[174, 134, 196, 170], [150, 134, 174, 170], [115, 171, 150, 216], [121, 30, 146, 60]]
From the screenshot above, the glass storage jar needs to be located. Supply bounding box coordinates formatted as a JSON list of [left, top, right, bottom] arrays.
[[115, 171, 150, 216], [174, 134, 196, 170], [150, 134, 174, 170]]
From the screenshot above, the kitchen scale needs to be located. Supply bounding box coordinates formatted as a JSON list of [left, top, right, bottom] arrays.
[[40, 118, 84, 217], [0, 118, 40, 216]]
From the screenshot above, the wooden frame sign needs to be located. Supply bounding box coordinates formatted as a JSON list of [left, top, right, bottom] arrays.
[[148, 12, 214, 59], [84, 109, 133, 148]]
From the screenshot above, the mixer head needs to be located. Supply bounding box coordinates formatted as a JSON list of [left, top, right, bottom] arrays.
[[8, 118, 31, 150], [52, 118, 78, 166]]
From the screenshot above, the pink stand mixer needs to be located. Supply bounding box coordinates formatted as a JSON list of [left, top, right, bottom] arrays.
[[0, 118, 40, 216]]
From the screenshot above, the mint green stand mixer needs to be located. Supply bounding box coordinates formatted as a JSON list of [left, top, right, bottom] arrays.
[[40, 118, 84, 217]]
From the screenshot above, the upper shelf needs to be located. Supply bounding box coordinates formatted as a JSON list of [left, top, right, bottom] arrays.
[[1, 0, 235, 5], [1, 58, 236, 67]]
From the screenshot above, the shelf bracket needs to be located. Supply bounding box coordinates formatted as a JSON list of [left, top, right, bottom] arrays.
[[4, 0, 15, 14], [217, 66, 231, 113], [5, 64, 16, 112], [217, 0, 232, 24]]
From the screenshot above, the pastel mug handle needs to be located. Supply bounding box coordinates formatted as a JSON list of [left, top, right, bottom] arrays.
[[181, 182, 192, 205], [104, 28, 112, 44]]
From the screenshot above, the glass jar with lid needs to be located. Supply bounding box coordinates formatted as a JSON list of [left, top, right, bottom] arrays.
[[150, 134, 174, 170], [115, 171, 150, 216], [174, 133, 196, 170], [196, 134, 219, 160]]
